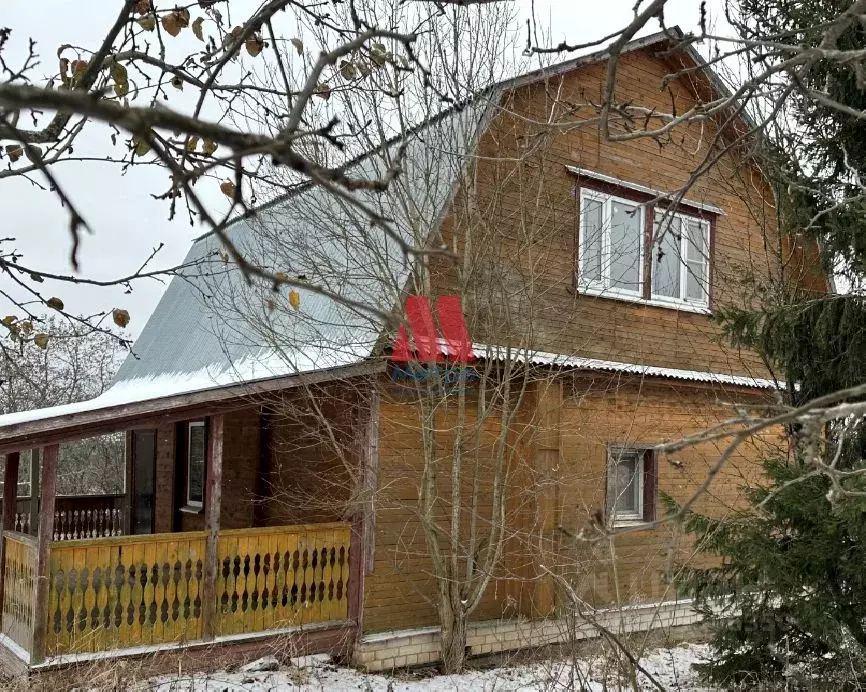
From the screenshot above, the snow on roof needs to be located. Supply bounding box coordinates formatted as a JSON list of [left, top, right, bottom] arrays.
[[0, 347, 373, 429]]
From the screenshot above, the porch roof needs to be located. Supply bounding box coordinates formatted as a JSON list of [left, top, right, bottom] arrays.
[[0, 360, 384, 455]]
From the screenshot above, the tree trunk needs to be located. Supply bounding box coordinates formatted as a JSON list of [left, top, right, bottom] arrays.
[[439, 597, 468, 674]]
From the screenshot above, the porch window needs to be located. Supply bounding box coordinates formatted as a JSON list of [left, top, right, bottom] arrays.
[[607, 445, 656, 526], [186, 421, 206, 508], [579, 190, 644, 297]]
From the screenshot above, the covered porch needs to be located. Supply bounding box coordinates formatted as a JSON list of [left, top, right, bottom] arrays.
[[1, 520, 351, 662], [0, 366, 378, 669]]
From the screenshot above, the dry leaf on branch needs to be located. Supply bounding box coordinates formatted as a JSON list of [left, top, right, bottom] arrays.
[[112, 308, 130, 328], [219, 180, 236, 199], [192, 16, 205, 41]]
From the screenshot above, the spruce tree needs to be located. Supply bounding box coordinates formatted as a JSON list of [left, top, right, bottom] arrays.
[[671, 0, 866, 684]]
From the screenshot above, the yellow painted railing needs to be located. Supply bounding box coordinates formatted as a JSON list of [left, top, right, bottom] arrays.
[[46, 532, 206, 655], [37, 523, 350, 656], [1, 532, 35, 653], [216, 523, 350, 636]]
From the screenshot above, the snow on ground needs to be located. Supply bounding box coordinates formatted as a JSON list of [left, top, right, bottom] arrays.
[[142, 644, 719, 691]]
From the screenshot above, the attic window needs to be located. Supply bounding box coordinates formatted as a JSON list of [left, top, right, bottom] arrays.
[[652, 210, 710, 305], [580, 190, 644, 297], [573, 169, 716, 313]]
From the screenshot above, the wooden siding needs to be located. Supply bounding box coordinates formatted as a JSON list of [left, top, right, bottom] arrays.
[[361, 47, 801, 635], [363, 373, 775, 634], [429, 47, 813, 378], [554, 374, 775, 607], [259, 394, 358, 526]]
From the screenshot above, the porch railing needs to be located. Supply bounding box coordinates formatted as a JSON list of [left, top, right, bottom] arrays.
[[1, 532, 35, 653], [1, 494, 126, 539], [24, 522, 351, 657]]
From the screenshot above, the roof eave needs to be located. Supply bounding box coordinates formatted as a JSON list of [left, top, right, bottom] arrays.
[[0, 360, 385, 456]]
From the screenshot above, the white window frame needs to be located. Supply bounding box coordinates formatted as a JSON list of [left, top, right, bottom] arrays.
[[651, 210, 711, 309], [607, 446, 645, 525], [578, 189, 645, 299], [186, 421, 206, 508]]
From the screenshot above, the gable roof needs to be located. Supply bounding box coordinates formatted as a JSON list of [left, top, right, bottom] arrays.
[[0, 27, 772, 443]]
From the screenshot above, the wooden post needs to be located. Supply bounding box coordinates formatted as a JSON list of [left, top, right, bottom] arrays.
[[201, 414, 223, 641], [31, 444, 58, 664], [0, 451, 21, 627], [349, 388, 379, 638], [28, 449, 40, 536]]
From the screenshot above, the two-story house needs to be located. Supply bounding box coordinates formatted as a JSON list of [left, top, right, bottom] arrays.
[[0, 29, 821, 673]]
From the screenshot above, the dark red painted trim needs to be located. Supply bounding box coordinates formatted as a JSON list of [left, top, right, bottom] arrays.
[[642, 449, 658, 523]]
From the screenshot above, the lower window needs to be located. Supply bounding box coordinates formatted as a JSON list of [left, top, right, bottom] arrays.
[[607, 445, 656, 525]]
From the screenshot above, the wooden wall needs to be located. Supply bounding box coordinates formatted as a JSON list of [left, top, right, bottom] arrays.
[[149, 396, 359, 533], [362, 373, 777, 634], [428, 46, 814, 378], [361, 46, 810, 635], [257, 401, 355, 526], [554, 374, 776, 607]]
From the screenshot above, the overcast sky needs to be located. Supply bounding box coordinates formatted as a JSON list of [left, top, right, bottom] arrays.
[[2, 0, 724, 338]]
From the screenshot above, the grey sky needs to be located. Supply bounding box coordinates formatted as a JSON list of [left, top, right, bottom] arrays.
[[2, 0, 722, 338]]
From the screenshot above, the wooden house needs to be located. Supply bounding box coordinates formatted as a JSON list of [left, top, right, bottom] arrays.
[[0, 29, 823, 672]]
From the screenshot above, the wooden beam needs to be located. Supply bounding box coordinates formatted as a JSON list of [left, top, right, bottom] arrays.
[[362, 389, 380, 577], [0, 451, 20, 628], [28, 449, 40, 537], [31, 444, 58, 665], [201, 414, 223, 641]]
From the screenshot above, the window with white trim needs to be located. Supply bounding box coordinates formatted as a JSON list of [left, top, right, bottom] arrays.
[[652, 210, 710, 306], [578, 188, 712, 309], [580, 190, 644, 297], [186, 421, 206, 507], [607, 445, 656, 525]]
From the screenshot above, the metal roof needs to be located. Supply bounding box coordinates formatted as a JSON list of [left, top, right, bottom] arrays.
[[112, 99, 488, 388]]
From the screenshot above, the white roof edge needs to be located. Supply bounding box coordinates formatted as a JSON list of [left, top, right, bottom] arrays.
[[471, 344, 781, 390], [566, 165, 725, 215]]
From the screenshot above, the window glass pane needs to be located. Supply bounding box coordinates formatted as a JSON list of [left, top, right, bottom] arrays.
[[685, 221, 708, 302], [652, 213, 682, 299], [686, 219, 706, 261], [187, 424, 205, 505], [609, 201, 642, 292], [581, 197, 603, 281], [615, 453, 639, 515]]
